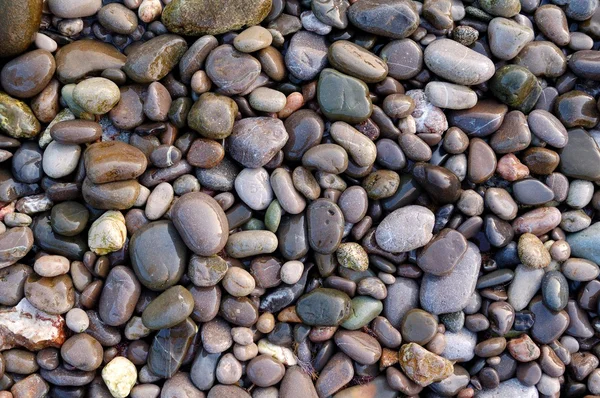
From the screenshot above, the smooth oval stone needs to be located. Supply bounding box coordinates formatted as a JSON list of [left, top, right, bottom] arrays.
[[296, 288, 351, 326], [50, 120, 102, 144], [234, 168, 273, 211], [246, 355, 285, 387], [162, 0, 271, 35], [567, 222, 600, 264], [489, 65, 542, 113], [148, 318, 197, 378], [270, 168, 306, 215], [401, 309, 438, 345], [55, 40, 127, 84], [130, 220, 188, 291], [1, 50, 55, 99], [328, 40, 387, 83], [0, 92, 41, 139], [32, 213, 87, 260], [227, 117, 288, 168], [60, 334, 103, 372], [0, 227, 33, 269], [468, 138, 497, 184], [418, 228, 468, 276], [512, 179, 554, 205], [508, 264, 544, 311], [42, 140, 81, 179], [226, 231, 278, 258], [98, 3, 138, 34], [0, 264, 31, 306], [330, 122, 377, 167], [528, 109, 568, 148], [302, 144, 349, 174], [316, 352, 354, 397], [82, 178, 141, 210], [283, 109, 324, 161], [187, 93, 237, 140], [488, 17, 534, 61], [555, 90, 599, 129], [420, 242, 481, 315], [220, 296, 259, 327], [280, 365, 319, 398], [334, 330, 382, 365], [99, 266, 140, 326], [424, 39, 495, 85], [514, 41, 567, 78], [11, 142, 42, 183], [560, 129, 600, 181], [171, 192, 228, 256], [317, 68, 372, 124], [24, 274, 74, 315], [562, 258, 600, 281], [278, 214, 309, 260], [347, 0, 419, 39], [142, 286, 194, 330], [448, 99, 508, 137], [542, 270, 569, 311], [206, 45, 261, 95], [341, 296, 383, 330], [376, 205, 434, 253], [529, 296, 569, 344], [307, 199, 345, 254], [479, 0, 521, 16], [425, 82, 477, 110], [124, 35, 188, 83], [380, 39, 423, 80], [285, 31, 328, 81], [569, 50, 600, 80], [84, 141, 147, 184], [72, 77, 120, 115], [484, 187, 517, 220], [412, 162, 461, 204], [47, 0, 101, 17]]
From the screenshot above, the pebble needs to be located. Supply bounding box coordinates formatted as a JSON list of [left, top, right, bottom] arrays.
[[124, 35, 188, 84], [425, 82, 477, 110], [399, 343, 454, 387], [130, 220, 187, 290], [228, 117, 288, 168], [234, 168, 273, 211], [88, 211, 127, 255], [417, 228, 468, 276], [171, 192, 228, 256], [296, 288, 351, 326], [162, 0, 271, 35], [101, 357, 137, 398], [347, 0, 419, 39], [488, 17, 534, 60], [318, 68, 372, 124], [420, 242, 481, 315], [424, 39, 495, 85], [376, 205, 434, 253]]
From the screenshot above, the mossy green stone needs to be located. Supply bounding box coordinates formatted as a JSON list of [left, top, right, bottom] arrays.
[[0, 92, 41, 139], [296, 287, 352, 326], [341, 296, 383, 330], [336, 242, 369, 271], [317, 68, 372, 124], [489, 65, 542, 113], [265, 200, 282, 233], [162, 0, 272, 36], [242, 218, 266, 231]]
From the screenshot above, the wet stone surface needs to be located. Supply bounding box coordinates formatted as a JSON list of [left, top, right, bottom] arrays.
[[0, 0, 598, 397]]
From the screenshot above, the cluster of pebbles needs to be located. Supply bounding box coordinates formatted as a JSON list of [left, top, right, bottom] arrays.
[[1, 0, 600, 397]]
